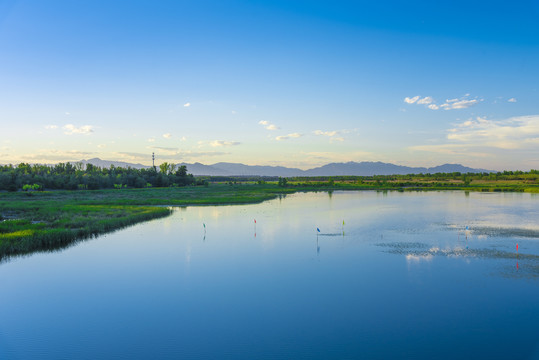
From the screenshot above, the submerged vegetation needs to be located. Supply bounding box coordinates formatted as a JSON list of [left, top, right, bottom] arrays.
[[0, 168, 537, 261]]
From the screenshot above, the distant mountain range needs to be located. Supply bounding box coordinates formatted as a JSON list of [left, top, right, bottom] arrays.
[[80, 158, 492, 176], [79, 158, 148, 169]]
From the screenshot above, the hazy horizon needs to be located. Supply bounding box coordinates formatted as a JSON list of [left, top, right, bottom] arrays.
[[1, 1, 538, 171]]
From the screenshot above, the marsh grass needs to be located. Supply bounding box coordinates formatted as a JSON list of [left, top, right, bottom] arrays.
[[0, 184, 294, 260], [0, 203, 172, 261]]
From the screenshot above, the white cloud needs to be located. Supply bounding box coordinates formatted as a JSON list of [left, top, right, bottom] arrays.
[[276, 133, 302, 141], [314, 130, 338, 137], [63, 124, 93, 135], [210, 140, 241, 147], [97, 144, 106, 148], [446, 115, 539, 149], [440, 98, 480, 110], [45, 125, 58, 130], [508, 98, 517, 103], [259, 120, 279, 130], [404, 96, 420, 104], [410, 115, 539, 158], [417, 96, 433, 105], [163, 133, 172, 139], [65, 112, 71, 116], [183, 102, 191, 107], [404, 94, 482, 111], [148, 138, 155, 142]]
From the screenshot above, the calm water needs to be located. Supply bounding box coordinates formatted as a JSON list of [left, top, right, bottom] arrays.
[[0, 191, 538, 359]]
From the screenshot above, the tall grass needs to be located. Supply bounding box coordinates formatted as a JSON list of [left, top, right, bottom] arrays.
[[0, 205, 171, 261]]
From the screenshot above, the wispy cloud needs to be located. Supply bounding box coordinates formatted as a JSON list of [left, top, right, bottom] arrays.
[[147, 146, 180, 155], [508, 98, 517, 103], [276, 133, 302, 141], [409, 144, 491, 157], [63, 124, 93, 135], [45, 125, 58, 130], [410, 115, 539, 158], [117, 150, 229, 162], [404, 95, 482, 110], [163, 133, 172, 139], [147, 137, 155, 142], [150, 146, 179, 151], [314, 129, 345, 142], [210, 140, 241, 147], [446, 115, 539, 149], [301, 150, 375, 164], [183, 102, 191, 107], [21, 149, 93, 161], [314, 130, 337, 137], [440, 98, 480, 110], [259, 120, 279, 130]]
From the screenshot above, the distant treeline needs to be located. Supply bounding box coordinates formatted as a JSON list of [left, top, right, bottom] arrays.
[[0, 162, 201, 191], [287, 170, 539, 183], [201, 170, 539, 185]]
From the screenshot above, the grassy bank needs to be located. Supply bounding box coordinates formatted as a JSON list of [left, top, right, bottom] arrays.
[[0, 184, 294, 260], [0, 204, 172, 260], [1, 180, 537, 260]]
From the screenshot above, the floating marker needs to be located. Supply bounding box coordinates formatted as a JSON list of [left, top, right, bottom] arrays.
[[516, 243, 519, 252], [254, 219, 256, 224], [317, 228, 320, 233], [203, 223, 206, 229]]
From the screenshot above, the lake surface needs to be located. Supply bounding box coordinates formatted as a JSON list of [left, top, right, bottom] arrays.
[[0, 191, 538, 359]]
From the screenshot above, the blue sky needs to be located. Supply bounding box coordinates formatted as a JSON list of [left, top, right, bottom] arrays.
[[1, 0, 538, 170]]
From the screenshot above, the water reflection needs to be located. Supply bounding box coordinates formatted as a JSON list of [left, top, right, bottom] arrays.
[[379, 241, 539, 277]]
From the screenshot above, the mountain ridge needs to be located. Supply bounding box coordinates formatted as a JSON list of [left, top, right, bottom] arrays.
[[79, 158, 492, 176]]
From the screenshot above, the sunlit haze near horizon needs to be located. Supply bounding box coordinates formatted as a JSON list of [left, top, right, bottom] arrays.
[[1, 0, 538, 171]]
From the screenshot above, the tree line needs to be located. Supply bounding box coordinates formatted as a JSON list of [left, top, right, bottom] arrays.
[[0, 162, 200, 191]]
